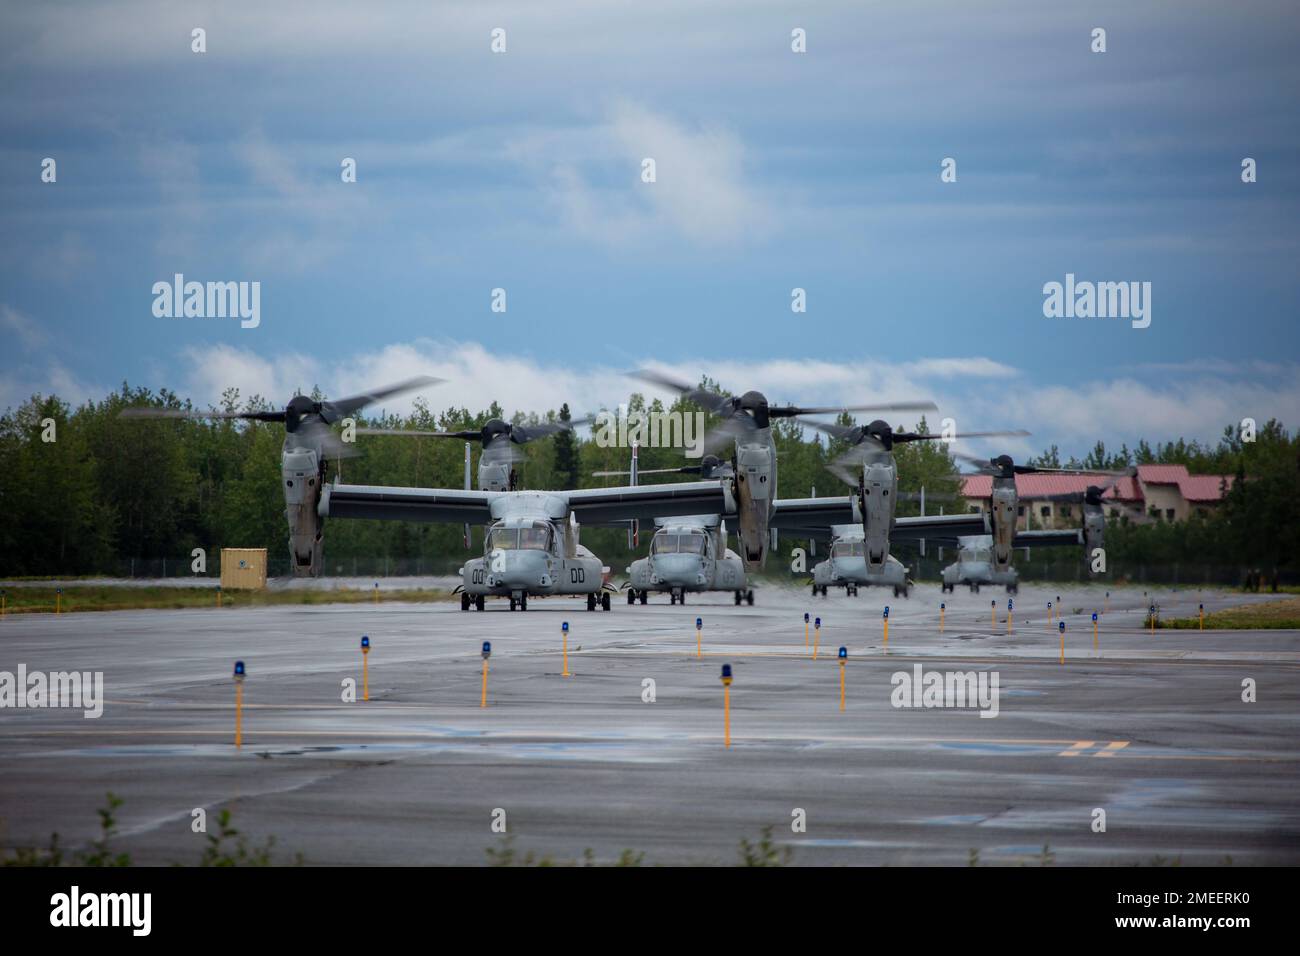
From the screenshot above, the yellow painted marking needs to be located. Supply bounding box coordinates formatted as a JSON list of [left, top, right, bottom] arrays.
[[1059, 740, 1095, 756], [1095, 741, 1129, 757]]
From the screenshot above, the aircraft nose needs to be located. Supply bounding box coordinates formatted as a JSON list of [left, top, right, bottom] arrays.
[[490, 550, 550, 588], [652, 554, 701, 585]]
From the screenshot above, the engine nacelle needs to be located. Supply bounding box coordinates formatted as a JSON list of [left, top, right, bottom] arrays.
[[283, 448, 323, 576]]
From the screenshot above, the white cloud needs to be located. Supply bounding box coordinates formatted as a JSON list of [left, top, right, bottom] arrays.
[[171, 342, 1300, 461], [1, 304, 45, 349]]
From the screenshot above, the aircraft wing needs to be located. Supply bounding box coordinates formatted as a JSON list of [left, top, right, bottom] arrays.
[[319, 483, 499, 524], [771, 496, 858, 535], [891, 513, 990, 543], [1013, 529, 1083, 548], [565, 481, 730, 525]]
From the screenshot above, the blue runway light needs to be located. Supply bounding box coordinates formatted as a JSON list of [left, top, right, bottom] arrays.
[[361, 635, 370, 650], [940, 602, 945, 610], [1059, 621, 1065, 633], [233, 660, 245, 678], [838, 646, 847, 660], [481, 641, 491, 660], [562, 621, 568, 632], [1008, 599, 1014, 609], [720, 663, 732, 684], [1092, 612, 1098, 622], [804, 612, 809, 623], [696, 617, 702, 629], [815, 617, 821, 628], [883, 606, 889, 619]]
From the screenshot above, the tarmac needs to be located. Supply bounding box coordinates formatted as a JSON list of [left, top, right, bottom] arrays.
[[1, 581, 1296, 866]]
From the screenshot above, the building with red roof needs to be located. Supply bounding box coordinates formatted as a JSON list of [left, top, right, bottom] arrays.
[[960, 464, 1234, 530]]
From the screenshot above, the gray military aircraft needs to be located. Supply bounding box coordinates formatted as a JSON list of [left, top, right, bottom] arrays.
[[122, 375, 443, 576], [594, 453, 753, 605], [357, 415, 723, 611], [811, 524, 913, 598], [940, 535, 1016, 593], [633, 370, 941, 568], [950, 454, 1134, 590], [782, 418, 1027, 575]]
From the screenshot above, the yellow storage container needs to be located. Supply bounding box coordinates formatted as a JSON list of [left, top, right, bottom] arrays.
[[220, 548, 268, 590]]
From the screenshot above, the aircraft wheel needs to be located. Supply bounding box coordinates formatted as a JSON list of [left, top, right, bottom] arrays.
[[475, 595, 485, 611], [587, 593, 596, 611], [601, 592, 611, 611], [811, 585, 818, 597], [627, 589, 636, 605], [639, 590, 647, 605], [520, 594, 528, 611], [509, 598, 517, 611], [746, 590, 754, 606], [460, 592, 470, 611]]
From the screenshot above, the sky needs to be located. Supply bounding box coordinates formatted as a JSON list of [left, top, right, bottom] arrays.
[[1, 0, 1298, 464]]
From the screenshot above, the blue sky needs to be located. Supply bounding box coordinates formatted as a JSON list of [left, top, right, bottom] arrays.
[[1, 0, 1297, 462]]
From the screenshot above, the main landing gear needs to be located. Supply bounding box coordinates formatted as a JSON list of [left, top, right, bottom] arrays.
[[733, 589, 755, 605]]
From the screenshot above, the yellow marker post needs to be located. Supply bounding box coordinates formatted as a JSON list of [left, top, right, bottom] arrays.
[[838, 646, 847, 713], [373, 582, 379, 605], [695, 617, 703, 660], [1149, 604, 1156, 637], [1058, 621, 1065, 665], [1092, 612, 1098, 653], [1006, 599, 1014, 635], [360, 635, 370, 701], [804, 612, 810, 647], [480, 641, 491, 708], [882, 606, 890, 649], [720, 664, 733, 748], [1105, 591, 1110, 613], [1199, 603, 1204, 631], [56, 588, 62, 615], [939, 602, 945, 633], [562, 621, 571, 677], [1047, 602, 1053, 629], [813, 617, 821, 660], [232, 660, 246, 748], [991, 599, 996, 628]]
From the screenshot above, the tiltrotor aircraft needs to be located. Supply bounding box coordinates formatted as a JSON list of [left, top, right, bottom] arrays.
[[594, 452, 753, 605], [359, 413, 720, 611], [940, 535, 1016, 593], [122, 375, 444, 577], [810, 524, 914, 598], [773, 418, 1023, 571], [634, 370, 944, 568], [951, 453, 1135, 589]]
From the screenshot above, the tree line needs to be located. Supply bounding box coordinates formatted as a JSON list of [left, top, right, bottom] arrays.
[[0, 383, 1294, 581]]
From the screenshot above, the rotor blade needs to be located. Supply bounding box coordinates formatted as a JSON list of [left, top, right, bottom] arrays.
[[319, 375, 443, 422], [592, 466, 701, 478], [770, 400, 939, 418], [796, 418, 862, 442], [510, 415, 595, 443], [894, 429, 1031, 444], [119, 407, 286, 423], [630, 369, 734, 415], [355, 427, 476, 440], [300, 419, 360, 460], [951, 451, 998, 473]]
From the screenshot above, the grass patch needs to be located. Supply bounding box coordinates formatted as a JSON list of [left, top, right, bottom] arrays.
[[0, 585, 452, 614], [1161, 596, 1300, 630]]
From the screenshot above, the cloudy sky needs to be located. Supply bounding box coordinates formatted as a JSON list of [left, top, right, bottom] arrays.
[[1, 0, 1297, 462]]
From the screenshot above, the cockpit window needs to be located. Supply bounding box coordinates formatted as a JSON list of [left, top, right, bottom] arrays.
[[519, 522, 553, 551], [488, 526, 519, 551], [833, 541, 864, 557], [653, 532, 708, 555], [682, 532, 707, 555]]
